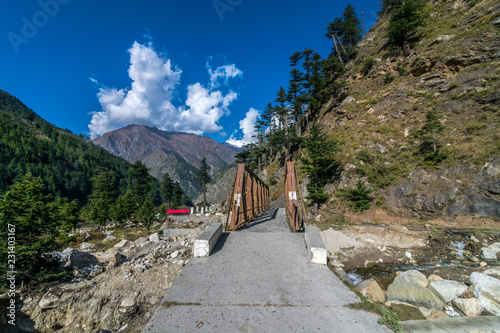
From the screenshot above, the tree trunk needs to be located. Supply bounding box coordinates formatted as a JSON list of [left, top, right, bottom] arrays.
[[335, 34, 347, 55], [203, 183, 207, 207], [332, 34, 343, 63], [403, 38, 412, 58]]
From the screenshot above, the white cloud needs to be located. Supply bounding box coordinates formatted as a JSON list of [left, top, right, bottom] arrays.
[[226, 107, 260, 148], [207, 62, 243, 88], [88, 42, 242, 139]]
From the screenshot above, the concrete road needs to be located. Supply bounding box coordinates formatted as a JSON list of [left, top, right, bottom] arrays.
[[143, 208, 390, 332]]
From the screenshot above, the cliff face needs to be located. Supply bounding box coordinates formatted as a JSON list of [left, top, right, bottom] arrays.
[[93, 124, 238, 199], [315, 0, 500, 218]]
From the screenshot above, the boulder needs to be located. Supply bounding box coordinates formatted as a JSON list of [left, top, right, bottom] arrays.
[[96, 252, 125, 264], [471, 272, 500, 301], [79, 242, 95, 251], [481, 243, 500, 259], [470, 272, 500, 315], [149, 233, 160, 242], [428, 280, 468, 303], [114, 239, 132, 248], [426, 310, 449, 320], [453, 298, 484, 317], [387, 270, 444, 309], [134, 237, 149, 245], [484, 267, 500, 278], [69, 250, 98, 270], [103, 235, 117, 242], [354, 279, 386, 303]]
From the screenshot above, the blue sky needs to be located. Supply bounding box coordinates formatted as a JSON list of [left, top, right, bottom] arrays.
[[0, 0, 380, 144]]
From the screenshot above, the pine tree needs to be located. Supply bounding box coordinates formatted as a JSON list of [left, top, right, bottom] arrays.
[[275, 87, 290, 161], [138, 196, 155, 231], [347, 179, 373, 211], [0, 174, 60, 283], [383, 0, 425, 57], [195, 157, 211, 207], [417, 108, 447, 166], [301, 123, 340, 212], [160, 173, 175, 205], [129, 161, 152, 206], [86, 170, 117, 227], [325, 18, 344, 63], [340, 4, 362, 47]]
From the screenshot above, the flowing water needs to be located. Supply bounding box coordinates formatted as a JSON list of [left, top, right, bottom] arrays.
[[346, 230, 500, 284]]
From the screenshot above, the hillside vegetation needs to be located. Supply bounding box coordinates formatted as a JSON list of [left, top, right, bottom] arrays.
[[238, 0, 500, 223]]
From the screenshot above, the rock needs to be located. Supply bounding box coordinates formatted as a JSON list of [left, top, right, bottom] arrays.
[[480, 261, 488, 267], [79, 242, 95, 251], [484, 267, 500, 278], [103, 235, 117, 242], [354, 279, 386, 303], [426, 310, 449, 320], [427, 274, 443, 282], [149, 233, 160, 242], [342, 96, 356, 105], [120, 298, 135, 308], [430, 35, 455, 46], [405, 252, 412, 259], [453, 298, 484, 317], [428, 280, 468, 303], [470, 272, 500, 315], [134, 237, 149, 245], [114, 239, 132, 248], [69, 250, 98, 270], [387, 270, 445, 309], [374, 143, 388, 155], [444, 305, 461, 317], [39, 292, 60, 309], [481, 243, 500, 259], [96, 252, 125, 264], [171, 250, 179, 259]]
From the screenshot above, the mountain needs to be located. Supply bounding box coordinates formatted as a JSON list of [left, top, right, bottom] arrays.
[[0, 89, 133, 203], [92, 125, 238, 199], [223, 141, 246, 152], [313, 0, 500, 218]]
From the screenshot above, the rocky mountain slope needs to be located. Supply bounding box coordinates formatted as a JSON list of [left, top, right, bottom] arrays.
[[314, 0, 500, 219], [93, 124, 238, 199]]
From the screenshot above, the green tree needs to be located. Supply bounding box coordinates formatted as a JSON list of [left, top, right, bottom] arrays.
[[416, 109, 447, 166], [301, 123, 340, 212], [382, 0, 425, 57], [138, 196, 155, 231], [160, 173, 175, 205], [52, 197, 80, 231], [111, 189, 135, 225], [86, 170, 117, 227], [0, 174, 60, 284], [195, 157, 211, 207], [347, 179, 373, 211], [275, 87, 290, 161], [129, 161, 152, 205], [340, 4, 362, 47]]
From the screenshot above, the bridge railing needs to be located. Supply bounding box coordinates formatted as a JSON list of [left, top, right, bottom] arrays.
[[225, 163, 270, 231], [285, 161, 307, 232]]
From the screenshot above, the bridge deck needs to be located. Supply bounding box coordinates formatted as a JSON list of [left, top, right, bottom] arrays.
[[143, 208, 390, 332]]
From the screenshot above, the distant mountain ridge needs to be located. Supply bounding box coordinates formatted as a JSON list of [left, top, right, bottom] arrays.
[[92, 124, 238, 199]]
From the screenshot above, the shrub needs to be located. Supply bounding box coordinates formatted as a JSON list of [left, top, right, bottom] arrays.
[[346, 179, 373, 212], [384, 73, 395, 84], [362, 58, 375, 74]]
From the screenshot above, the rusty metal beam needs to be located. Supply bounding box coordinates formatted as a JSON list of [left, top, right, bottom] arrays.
[[226, 164, 270, 231], [285, 161, 306, 232]]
